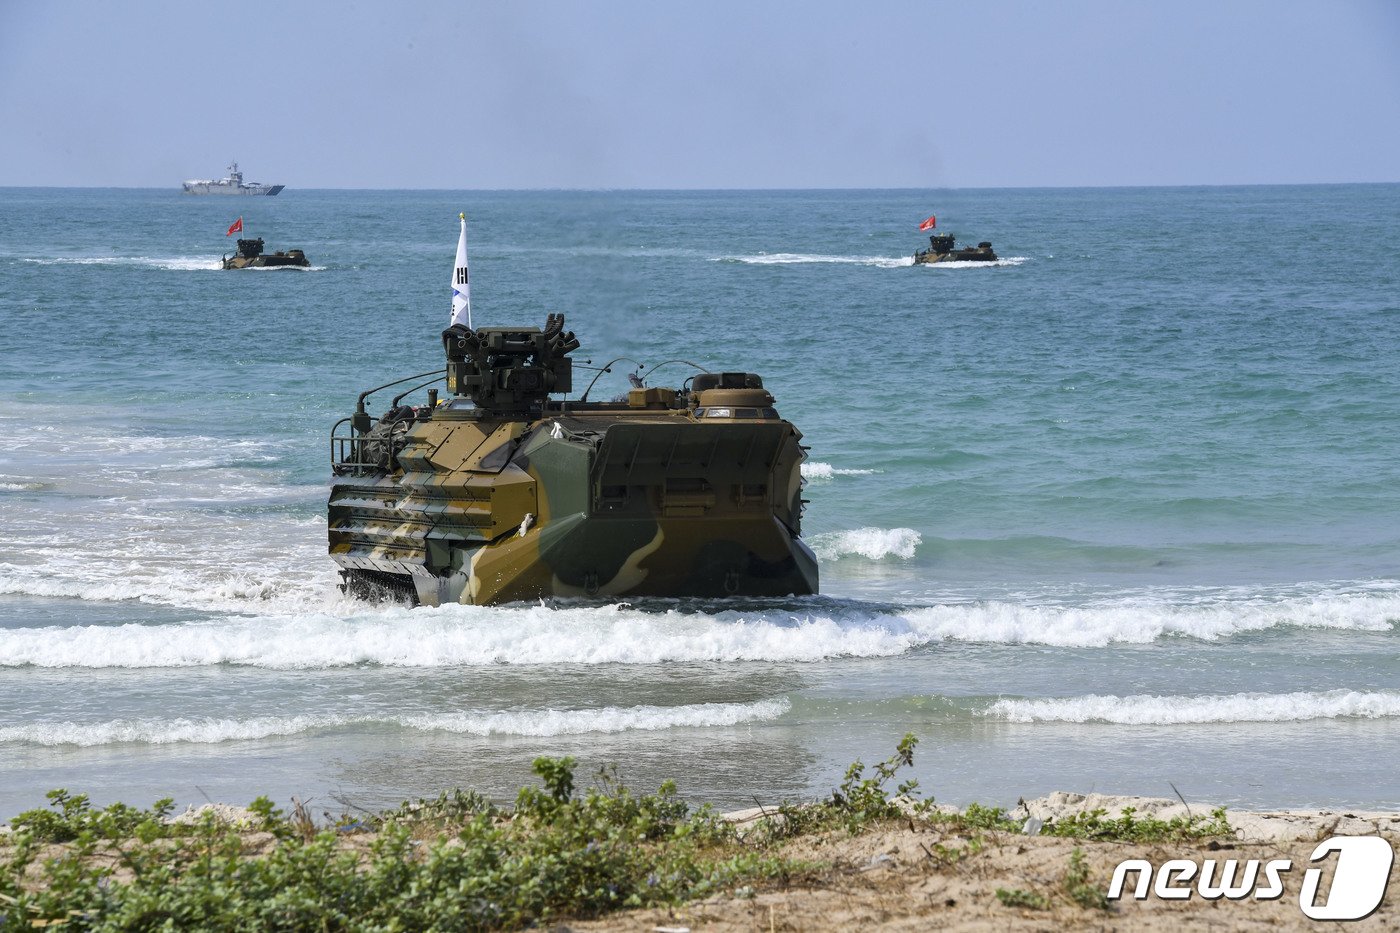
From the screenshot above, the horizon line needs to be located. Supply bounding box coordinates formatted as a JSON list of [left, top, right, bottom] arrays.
[[2, 180, 1399, 193]]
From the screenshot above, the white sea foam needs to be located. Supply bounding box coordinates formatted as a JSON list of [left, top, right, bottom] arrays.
[[0, 481, 47, 491], [396, 698, 790, 737], [0, 606, 912, 667], [21, 256, 223, 271], [0, 421, 332, 614], [5, 586, 1392, 668], [0, 518, 339, 616], [0, 699, 790, 746], [0, 563, 340, 614], [715, 253, 914, 268], [899, 591, 1400, 647], [800, 462, 879, 481], [987, 690, 1400, 725], [809, 527, 921, 560], [914, 256, 1028, 269], [713, 253, 1028, 269]]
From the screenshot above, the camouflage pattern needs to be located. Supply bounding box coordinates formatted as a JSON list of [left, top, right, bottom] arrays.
[[913, 233, 997, 265], [222, 238, 310, 269], [328, 316, 817, 606]]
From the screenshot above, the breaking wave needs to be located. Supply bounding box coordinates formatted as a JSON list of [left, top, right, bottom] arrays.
[[892, 591, 1400, 648], [0, 606, 913, 667], [0, 562, 339, 615], [0, 480, 49, 492], [0, 699, 790, 746], [801, 462, 879, 481], [809, 527, 921, 560], [4, 586, 1397, 668], [987, 690, 1400, 725]]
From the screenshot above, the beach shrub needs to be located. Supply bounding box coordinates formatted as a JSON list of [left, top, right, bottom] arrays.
[[377, 788, 496, 831], [0, 739, 1233, 930], [1043, 804, 1232, 843], [933, 802, 1023, 834], [992, 850, 1109, 913], [1062, 847, 1110, 911], [0, 755, 797, 931], [8, 789, 176, 844], [765, 732, 925, 838]]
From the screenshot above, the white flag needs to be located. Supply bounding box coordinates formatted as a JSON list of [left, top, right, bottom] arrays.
[[450, 212, 471, 328]]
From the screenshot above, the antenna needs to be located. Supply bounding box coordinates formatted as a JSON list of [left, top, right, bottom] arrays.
[[579, 357, 645, 403]]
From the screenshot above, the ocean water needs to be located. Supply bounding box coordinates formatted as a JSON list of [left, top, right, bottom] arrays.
[[1, 184, 1398, 818]]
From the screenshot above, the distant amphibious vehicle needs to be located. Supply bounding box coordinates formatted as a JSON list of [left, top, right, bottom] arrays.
[[182, 161, 284, 196], [221, 238, 309, 269], [913, 233, 997, 265], [328, 315, 818, 606]]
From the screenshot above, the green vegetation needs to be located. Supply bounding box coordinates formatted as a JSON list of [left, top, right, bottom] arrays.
[[375, 788, 496, 830], [8, 789, 177, 845], [920, 799, 1232, 844], [0, 759, 794, 931], [0, 736, 1232, 930], [995, 848, 1108, 913], [761, 732, 924, 839], [1062, 848, 1110, 911], [1043, 804, 1232, 843]]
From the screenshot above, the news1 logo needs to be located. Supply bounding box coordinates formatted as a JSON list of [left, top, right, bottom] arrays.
[[1108, 836, 1394, 920]]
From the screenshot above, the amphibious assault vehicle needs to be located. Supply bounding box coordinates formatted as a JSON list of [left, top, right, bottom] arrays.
[[222, 238, 309, 269], [913, 233, 997, 265], [328, 314, 818, 606]]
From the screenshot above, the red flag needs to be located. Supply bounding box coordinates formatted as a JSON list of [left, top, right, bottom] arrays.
[[226, 217, 243, 237], [919, 215, 937, 232]]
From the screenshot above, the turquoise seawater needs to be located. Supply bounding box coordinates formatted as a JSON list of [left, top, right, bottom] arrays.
[[1, 185, 1398, 816]]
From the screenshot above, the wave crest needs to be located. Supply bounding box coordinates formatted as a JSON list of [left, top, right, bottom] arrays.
[[0, 699, 790, 746], [809, 527, 921, 560], [987, 689, 1400, 725], [2, 589, 1398, 668], [800, 462, 879, 481]]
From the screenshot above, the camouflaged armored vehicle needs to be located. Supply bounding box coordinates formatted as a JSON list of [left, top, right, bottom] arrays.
[[328, 314, 817, 605], [222, 238, 310, 269], [913, 233, 997, 265]]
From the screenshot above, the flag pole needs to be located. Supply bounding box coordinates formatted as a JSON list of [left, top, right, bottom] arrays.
[[451, 211, 472, 330]]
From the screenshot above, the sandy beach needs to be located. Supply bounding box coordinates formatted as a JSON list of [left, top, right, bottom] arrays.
[[567, 793, 1400, 931]]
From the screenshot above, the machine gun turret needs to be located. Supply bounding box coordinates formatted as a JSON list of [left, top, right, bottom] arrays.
[[925, 233, 956, 256], [441, 313, 579, 416]]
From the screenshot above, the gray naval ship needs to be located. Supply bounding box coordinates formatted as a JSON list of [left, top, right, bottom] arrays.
[[182, 162, 284, 196]]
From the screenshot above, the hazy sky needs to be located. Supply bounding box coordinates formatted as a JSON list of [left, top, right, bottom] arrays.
[[2, 0, 1397, 188]]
